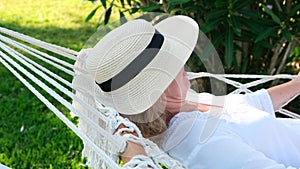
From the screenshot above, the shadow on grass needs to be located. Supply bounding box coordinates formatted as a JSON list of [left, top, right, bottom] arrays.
[[0, 21, 98, 51]]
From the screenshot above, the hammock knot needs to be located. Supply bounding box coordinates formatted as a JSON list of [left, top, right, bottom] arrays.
[[239, 85, 248, 92], [122, 155, 160, 169]]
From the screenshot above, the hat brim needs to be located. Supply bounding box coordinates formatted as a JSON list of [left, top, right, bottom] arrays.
[[94, 15, 199, 115]]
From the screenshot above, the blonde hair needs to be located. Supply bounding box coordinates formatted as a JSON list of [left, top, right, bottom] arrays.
[[122, 101, 173, 145]]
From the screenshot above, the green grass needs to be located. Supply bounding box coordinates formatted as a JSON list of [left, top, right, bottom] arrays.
[[0, 0, 101, 50], [0, 0, 102, 168]]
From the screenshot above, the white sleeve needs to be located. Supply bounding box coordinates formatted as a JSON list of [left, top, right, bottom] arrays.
[[187, 136, 298, 169], [243, 89, 275, 115]]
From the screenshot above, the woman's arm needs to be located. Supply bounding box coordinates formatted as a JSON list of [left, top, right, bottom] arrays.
[[267, 72, 300, 111]]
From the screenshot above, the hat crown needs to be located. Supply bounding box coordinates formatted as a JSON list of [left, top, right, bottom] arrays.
[[86, 19, 155, 84]]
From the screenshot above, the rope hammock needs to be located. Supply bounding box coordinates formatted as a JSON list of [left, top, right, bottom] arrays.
[[0, 26, 299, 169]]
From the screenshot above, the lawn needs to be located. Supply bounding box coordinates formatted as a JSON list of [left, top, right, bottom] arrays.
[[0, 0, 102, 168]]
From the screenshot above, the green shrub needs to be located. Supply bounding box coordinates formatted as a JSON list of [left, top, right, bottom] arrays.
[[86, 0, 300, 75]]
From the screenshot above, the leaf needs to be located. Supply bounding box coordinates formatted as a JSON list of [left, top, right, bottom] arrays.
[[259, 40, 273, 48], [206, 9, 227, 19], [183, 5, 203, 11], [200, 17, 223, 33], [225, 27, 234, 67], [288, 4, 300, 17], [255, 26, 278, 42], [282, 28, 292, 42], [120, 0, 125, 8], [241, 19, 262, 34], [100, 0, 107, 9], [126, 0, 131, 6], [238, 9, 260, 19], [262, 4, 281, 25], [85, 5, 100, 22], [104, 6, 112, 25], [212, 31, 225, 47], [231, 15, 241, 36], [139, 5, 162, 12], [130, 7, 139, 14], [168, 0, 191, 7], [234, 30, 255, 42], [234, 0, 252, 9], [215, 0, 226, 8], [253, 43, 264, 59]]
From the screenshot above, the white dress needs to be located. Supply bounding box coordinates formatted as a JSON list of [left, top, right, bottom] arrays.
[[162, 89, 300, 169]]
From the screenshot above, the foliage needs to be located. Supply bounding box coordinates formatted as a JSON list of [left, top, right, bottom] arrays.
[[85, 0, 300, 74], [290, 46, 300, 61]]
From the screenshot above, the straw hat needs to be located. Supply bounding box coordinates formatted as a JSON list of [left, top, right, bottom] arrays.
[[85, 15, 199, 115]]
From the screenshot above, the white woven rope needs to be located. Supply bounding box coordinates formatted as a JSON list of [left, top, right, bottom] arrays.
[[188, 72, 299, 118], [0, 41, 127, 147], [118, 134, 187, 169], [0, 27, 78, 60], [0, 40, 115, 125], [188, 72, 297, 94], [122, 155, 160, 169], [0, 40, 73, 88], [1, 46, 124, 151], [109, 111, 187, 169], [188, 72, 250, 93], [141, 138, 187, 169], [282, 92, 300, 108], [0, 34, 75, 76], [278, 108, 300, 119], [0, 54, 122, 169], [13, 36, 87, 74]]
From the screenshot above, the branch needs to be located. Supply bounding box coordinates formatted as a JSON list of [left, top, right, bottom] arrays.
[[274, 0, 283, 12], [275, 41, 294, 75], [268, 38, 286, 74]]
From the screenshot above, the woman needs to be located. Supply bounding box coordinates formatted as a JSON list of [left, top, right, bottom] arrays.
[[157, 68, 300, 168], [84, 15, 300, 168]]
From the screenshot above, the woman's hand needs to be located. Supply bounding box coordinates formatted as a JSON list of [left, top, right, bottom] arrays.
[[115, 124, 147, 164], [120, 141, 147, 163]]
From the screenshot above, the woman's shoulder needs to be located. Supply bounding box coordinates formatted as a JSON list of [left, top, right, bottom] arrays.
[[163, 111, 206, 151]]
